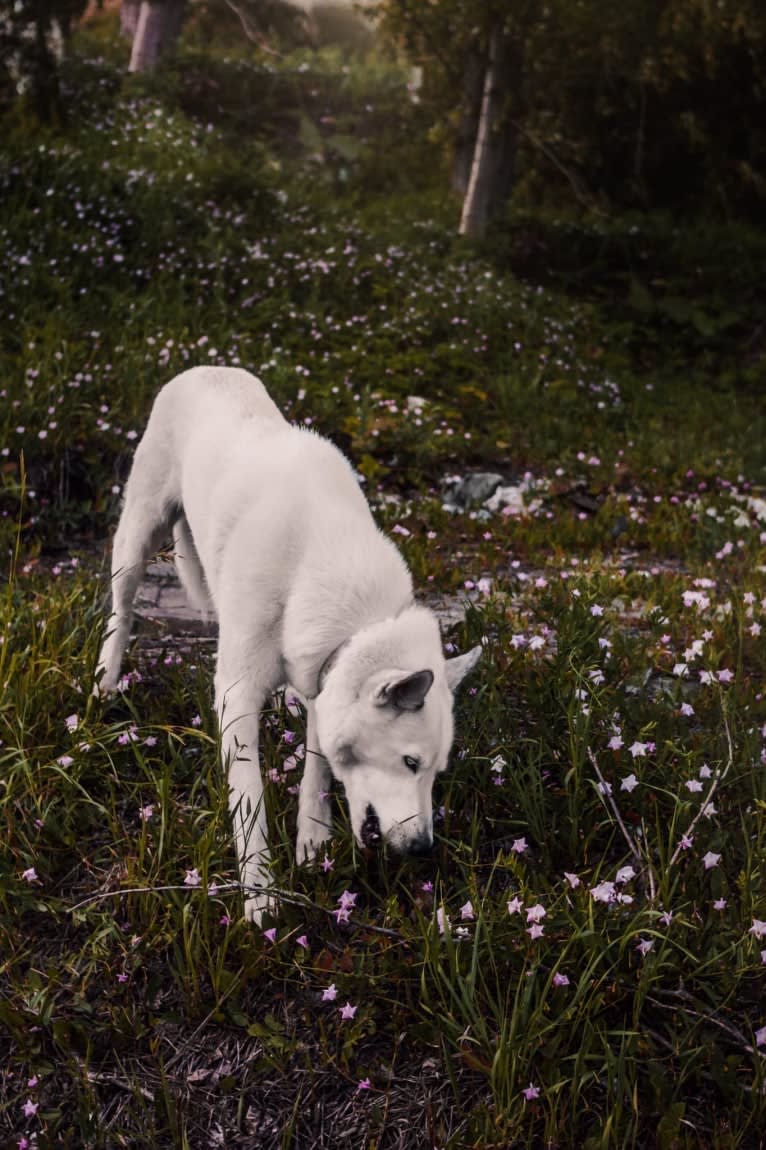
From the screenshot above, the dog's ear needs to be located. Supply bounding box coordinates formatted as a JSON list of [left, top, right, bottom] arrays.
[[375, 669, 434, 712], [445, 645, 482, 692]]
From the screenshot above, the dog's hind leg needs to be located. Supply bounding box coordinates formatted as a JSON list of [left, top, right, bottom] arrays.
[[296, 700, 333, 863], [173, 515, 213, 616], [96, 424, 180, 693]]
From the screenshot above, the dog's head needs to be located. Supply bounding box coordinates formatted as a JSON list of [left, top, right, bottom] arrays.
[[314, 607, 481, 855]]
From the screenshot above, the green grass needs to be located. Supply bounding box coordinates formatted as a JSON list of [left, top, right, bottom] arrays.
[[2, 24, 766, 1149]]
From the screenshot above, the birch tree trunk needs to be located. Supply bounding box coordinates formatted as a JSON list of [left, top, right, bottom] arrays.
[[120, 0, 141, 39], [451, 43, 485, 197], [128, 0, 184, 73], [459, 24, 517, 238]]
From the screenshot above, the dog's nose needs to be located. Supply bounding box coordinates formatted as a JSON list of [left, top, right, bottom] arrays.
[[408, 833, 433, 857], [361, 805, 382, 849]]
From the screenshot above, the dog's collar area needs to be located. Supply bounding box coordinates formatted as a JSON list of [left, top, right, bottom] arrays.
[[311, 599, 416, 699], [314, 639, 351, 698]]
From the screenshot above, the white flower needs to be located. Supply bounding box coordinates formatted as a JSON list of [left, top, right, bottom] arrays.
[[620, 773, 639, 793], [703, 852, 721, 870]]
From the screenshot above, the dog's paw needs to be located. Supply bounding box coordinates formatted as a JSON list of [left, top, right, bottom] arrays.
[[243, 892, 271, 926], [295, 832, 321, 865]]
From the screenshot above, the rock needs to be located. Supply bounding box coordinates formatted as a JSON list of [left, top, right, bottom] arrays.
[[442, 472, 504, 511]]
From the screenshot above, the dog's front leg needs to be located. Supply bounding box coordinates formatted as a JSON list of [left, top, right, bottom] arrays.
[[215, 671, 272, 925], [296, 699, 333, 863]]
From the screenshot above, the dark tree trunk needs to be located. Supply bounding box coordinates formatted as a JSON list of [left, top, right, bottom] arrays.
[[459, 24, 521, 238], [128, 0, 184, 73]]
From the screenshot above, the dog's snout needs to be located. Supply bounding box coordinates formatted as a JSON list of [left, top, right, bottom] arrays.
[[361, 804, 382, 849], [408, 833, 433, 858]]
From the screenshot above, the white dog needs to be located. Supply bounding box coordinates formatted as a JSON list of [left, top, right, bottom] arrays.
[[96, 367, 480, 922]]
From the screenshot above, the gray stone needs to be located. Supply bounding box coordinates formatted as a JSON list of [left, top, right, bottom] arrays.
[[443, 472, 504, 510]]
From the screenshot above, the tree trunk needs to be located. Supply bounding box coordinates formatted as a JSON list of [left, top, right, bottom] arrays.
[[451, 43, 485, 197], [120, 0, 141, 40], [459, 24, 518, 238], [128, 0, 184, 73]]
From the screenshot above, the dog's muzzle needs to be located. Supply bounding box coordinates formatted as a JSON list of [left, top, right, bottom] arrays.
[[360, 805, 434, 855], [361, 804, 382, 849]]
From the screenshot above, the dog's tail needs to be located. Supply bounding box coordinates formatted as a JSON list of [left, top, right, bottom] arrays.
[[173, 515, 214, 616]]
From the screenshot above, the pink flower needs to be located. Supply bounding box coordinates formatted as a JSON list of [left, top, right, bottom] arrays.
[[139, 804, 155, 821], [296, 934, 309, 950], [703, 851, 721, 870], [21, 867, 38, 883], [714, 898, 727, 911], [678, 834, 694, 851], [321, 855, 334, 872], [522, 1083, 540, 1101], [184, 868, 201, 887], [590, 604, 604, 617], [22, 1099, 38, 1118], [553, 972, 570, 987], [219, 914, 232, 926], [749, 918, 766, 939], [460, 900, 474, 921], [26, 1076, 38, 1088], [563, 872, 581, 889], [65, 713, 79, 732], [527, 923, 544, 939], [755, 1025, 766, 1048], [526, 904, 546, 923], [322, 983, 338, 1002], [191, 713, 202, 727], [636, 938, 654, 957], [57, 754, 74, 767], [263, 927, 277, 943], [357, 1078, 372, 1091], [511, 837, 527, 854], [608, 735, 624, 751], [507, 896, 523, 915], [590, 881, 616, 904], [339, 1001, 357, 1021]]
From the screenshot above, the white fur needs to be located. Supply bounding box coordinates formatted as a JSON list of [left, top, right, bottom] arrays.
[[96, 367, 480, 923]]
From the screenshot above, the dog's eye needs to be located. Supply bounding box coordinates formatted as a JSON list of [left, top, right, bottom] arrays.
[[403, 755, 420, 774]]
